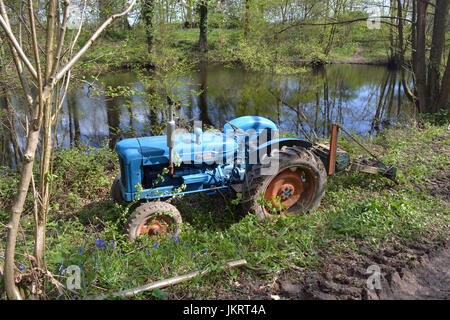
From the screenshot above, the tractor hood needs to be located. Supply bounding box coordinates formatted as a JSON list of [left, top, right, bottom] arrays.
[[116, 131, 239, 165]]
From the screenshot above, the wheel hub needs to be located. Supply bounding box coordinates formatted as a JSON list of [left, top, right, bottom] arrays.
[[263, 166, 316, 216], [279, 183, 295, 200], [138, 216, 171, 237]]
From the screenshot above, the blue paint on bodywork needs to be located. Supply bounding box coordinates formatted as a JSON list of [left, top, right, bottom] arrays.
[[224, 116, 278, 133], [115, 116, 284, 202]]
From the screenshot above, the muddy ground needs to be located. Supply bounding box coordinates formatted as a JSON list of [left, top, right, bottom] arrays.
[[211, 237, 449, 300]]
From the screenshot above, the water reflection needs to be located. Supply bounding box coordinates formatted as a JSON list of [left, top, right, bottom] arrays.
[[0, 63, 414, 167]]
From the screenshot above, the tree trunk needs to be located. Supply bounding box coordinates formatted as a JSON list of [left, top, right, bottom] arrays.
[[142, 0, 155, 55], [427, 0, 449, 112], [411, 0, 417, 74], [415, 0, 428, 113], [198, 0, 208, 53], [1, 0, 137, 300], [4, 117, 42, 300], [186, 1, 192, 28], [436, 50, 450, 111], [244, 0, 251, 39], [98, 0, 108, 24], [34, 0, 57, 270]]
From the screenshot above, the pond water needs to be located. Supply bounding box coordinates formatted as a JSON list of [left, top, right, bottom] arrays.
[[1, 63, 414, 166]]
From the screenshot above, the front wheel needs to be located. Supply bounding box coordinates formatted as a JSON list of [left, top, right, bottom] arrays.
[[126, 202, 182, 242], [111, 174, 124, 203], [247, 146, 327, 220]]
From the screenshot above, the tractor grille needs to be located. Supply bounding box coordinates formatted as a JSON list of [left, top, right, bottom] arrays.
[[120, 158, 126, 188]]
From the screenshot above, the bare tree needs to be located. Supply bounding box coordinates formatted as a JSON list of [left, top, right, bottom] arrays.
[[0, 0, 136, 300]]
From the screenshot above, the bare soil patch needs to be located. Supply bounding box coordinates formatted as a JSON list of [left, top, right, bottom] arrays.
[[211, 237, 449, 300]]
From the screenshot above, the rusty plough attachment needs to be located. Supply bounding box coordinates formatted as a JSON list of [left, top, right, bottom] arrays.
[[312, 124, 398, 183]]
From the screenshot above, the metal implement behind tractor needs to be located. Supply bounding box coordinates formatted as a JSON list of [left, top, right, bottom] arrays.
[[111, 104, 397, 241]]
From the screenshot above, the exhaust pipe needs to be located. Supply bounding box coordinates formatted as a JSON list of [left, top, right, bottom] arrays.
[[167, 97, 176, 175]]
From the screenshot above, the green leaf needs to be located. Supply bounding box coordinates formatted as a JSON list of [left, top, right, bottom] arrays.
[[151, 288, 167, 300]]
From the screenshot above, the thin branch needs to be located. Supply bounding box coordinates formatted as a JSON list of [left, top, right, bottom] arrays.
[[0, 0, 34, 106], [69, 0, 87, 56], [28, 0, 43, 123], [0, 14, 37, 80], [10, 3, 46, 56], [278, 16, 415, 34], [54, 0, 137, 84], [50, 0, 70, 80]]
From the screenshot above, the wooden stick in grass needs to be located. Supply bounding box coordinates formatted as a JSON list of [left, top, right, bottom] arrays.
[[91, 259, 247, 300]]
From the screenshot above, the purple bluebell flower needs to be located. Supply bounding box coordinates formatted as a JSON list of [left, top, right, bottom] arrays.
[[78, 247, 83, 254], [195, 268, 199, 272], [237, 250, 241, 255], [58, 261, 64, 272], [19, 264, 26, 270], [203, 248, 208, 255], [171, 233, 181, 244], [192, 253, 196, 257], [95, 239, 107, 249], [146, 250, 150, 255], [153, 242, 159, 248]]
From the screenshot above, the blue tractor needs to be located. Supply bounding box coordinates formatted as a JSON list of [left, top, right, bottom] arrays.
[[111, 102, 396, 241]]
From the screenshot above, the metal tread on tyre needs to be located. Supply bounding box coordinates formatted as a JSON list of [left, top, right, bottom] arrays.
[[126, 201, 182, 242], [247, 145, 327, 220]]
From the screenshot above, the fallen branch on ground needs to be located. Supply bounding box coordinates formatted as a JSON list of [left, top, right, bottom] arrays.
[[90, 259, 247, 300]]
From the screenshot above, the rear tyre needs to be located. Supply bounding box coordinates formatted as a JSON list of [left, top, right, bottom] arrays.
[[126, 202, 182, 242], [247, 146, 327, 220]]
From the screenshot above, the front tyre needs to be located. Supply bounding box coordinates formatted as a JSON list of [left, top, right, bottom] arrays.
[[111, 174, 124, 203], [126, 202, 182, 242]]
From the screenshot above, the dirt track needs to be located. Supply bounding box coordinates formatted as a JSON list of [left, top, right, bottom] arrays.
[[214, 238, 449, 300], [385, 244, 449, 299]]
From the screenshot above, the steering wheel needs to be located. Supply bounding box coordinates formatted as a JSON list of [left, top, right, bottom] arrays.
[[225, 120, 250, 136]]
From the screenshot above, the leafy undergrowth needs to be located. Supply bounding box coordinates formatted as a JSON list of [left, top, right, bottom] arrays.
[[0, 119, 448, 300]]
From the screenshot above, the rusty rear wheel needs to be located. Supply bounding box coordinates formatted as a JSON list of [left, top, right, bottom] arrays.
[[127, 202, 182, 242], [263, 166, 317, 217], [248, 146, 327, 220]]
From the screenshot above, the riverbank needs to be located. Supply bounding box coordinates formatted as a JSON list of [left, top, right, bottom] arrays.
[[0, 113, 448, 300], [76, 27, 394, 75]]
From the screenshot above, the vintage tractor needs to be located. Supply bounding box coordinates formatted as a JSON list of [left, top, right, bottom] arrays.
[[111, 102, 397, 241]]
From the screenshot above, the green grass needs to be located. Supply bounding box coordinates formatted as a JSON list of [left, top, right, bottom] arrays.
[[0, 119, 448, 299]]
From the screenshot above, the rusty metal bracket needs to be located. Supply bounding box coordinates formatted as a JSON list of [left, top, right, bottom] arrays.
[[328, 124, 339, 175]]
